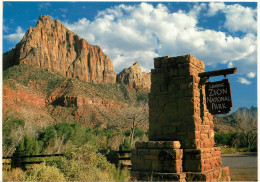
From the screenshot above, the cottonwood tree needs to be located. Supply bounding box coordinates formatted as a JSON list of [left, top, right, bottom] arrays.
[[237, 119, 257, 150], [120, 101, 148, 146], [3, 119, 25, 157]]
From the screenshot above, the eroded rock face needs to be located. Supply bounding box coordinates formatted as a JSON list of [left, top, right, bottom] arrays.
[[3, 15, 116, 84], [116, 61, 151, 89]]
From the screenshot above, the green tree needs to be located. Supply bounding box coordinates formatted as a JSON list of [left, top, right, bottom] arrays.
[[3, 119, 25, 157], [17, 133, 40, 155]]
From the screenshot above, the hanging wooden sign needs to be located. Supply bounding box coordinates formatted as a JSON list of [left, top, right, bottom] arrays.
[[205, 79, 232, 114]]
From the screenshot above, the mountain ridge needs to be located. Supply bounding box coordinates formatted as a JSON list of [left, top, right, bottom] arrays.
[[3, 15, 116, 84], [214, 106, 257, 133]]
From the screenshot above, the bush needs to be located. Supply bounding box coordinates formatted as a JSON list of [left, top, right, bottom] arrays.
[[24, 162, 65, 181], [119, 138, 131, 151], [119, 84, 130, 100], [134, 127, 145, 139], [54, 143, 127, 181], [137, 92, 148, 103], [214, 133, 235, 146], [3, 168, 26, 181]]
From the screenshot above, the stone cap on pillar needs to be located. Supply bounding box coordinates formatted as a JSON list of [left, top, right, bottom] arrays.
[[153, 54, 205, 70], [135, 141, 181, 149]]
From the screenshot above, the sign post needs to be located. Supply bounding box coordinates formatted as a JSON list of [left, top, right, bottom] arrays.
[[198, 67, 237, 115], [205, 79, 232, 114]]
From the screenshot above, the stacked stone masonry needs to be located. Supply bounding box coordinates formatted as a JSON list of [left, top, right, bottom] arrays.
[[131, 54, 230, 181], [132, 141, 183, 173], [149, 55, 214, 149]]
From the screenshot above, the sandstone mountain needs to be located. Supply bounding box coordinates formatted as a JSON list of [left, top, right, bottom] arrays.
[[3, 64, 149, 130], [3, 15, 152, 133], [3, 15, 116, 84], [117, 61, 151, 89]]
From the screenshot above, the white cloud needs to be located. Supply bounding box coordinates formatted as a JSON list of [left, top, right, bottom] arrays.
[[62, 2, 256, 75], [38, 2, 51, 10], [189, 3, 207, 17], [207, 2, 257, 33], [4, 26, 25, 43], [227, 62, 233, 68], [238, 77, 252, 85], [3, 25, 9, 32], [207, 2, 225, 16], [247, 72, 256, 78]]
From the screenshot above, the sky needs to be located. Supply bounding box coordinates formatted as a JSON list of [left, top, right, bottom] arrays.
[[1, 1, 258, 112]]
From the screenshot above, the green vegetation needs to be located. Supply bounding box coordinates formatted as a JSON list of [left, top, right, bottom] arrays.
[[3, 144, 130, 181], [136, 91, 148, 103], [3, 64, 66, 97], [3, 121, 147, 157], [17, 134, 41, 156], [119, 83, 130, 100], [3, 64, 148, 103], [215, 132, 257, 153], [3, 119, 25, 157], [3, 121, 144, 181]]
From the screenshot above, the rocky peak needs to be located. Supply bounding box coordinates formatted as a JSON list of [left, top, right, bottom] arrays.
[[133, 61, 139, 66], [3, 15, 116, 84], [116, 61, 151, 89]]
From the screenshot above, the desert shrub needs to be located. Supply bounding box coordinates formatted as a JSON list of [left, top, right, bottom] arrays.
[[99, 148, 119, 165], [137, 92, 148, 103], [134, 127, 145, 139], [114, 166, 131, 181], [3, 168, 26, 181], [124, 130, 131, 137], [119, 84, 130, 100], [54, 143, 126, 181], [24, 162, 65, 181], [119, 138, 132, 151]]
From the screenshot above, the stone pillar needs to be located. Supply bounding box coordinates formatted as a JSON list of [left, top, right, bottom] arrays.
[[131, 55, 230, 181]]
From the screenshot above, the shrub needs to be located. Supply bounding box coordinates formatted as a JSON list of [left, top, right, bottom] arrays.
[[214, 133, 234, 146], [134, 127, 145, 139], [113, 166, 131, 181], [137, 92, 148, 103], [54, 143, 123, 181], [3, 168, 26, 181], [124, 130, 131, 137], [24, 162, 65, 181], [119, 138, 131, 151], [119, 84, 130, 100]]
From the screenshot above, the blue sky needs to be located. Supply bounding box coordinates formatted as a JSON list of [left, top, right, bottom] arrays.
[[2, 1, 258, 112]]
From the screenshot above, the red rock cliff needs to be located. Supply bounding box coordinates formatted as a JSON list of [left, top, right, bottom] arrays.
[[3, 15, 116, 84], [116, 61, 151, 89]]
